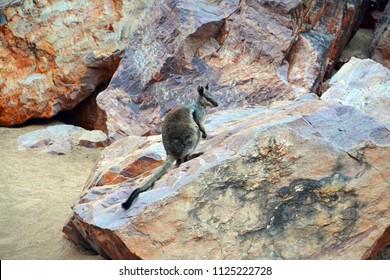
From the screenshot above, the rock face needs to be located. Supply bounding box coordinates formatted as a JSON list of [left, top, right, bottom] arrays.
[[63, 98, 390, 259], [0, 0, 152, 126], [322, 58, 390, 127], [371, 1, 390, 68], [18, 124, 109, 155], [97, 0, 364, 139]]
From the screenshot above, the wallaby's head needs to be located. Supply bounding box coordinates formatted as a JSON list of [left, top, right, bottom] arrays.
[[197, 84, 219, 108]]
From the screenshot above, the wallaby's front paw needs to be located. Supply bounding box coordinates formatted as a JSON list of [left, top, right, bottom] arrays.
[[202, 133, 207, 139]]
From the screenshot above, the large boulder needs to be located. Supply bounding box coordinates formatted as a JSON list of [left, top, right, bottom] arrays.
[[96, 0, 364, 139], [322, 58, 390, 127], [63, 99, 390, 259], [0, 0, 152, 126]]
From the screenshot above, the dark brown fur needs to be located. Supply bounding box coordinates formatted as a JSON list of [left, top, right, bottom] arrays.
[[122, 84, 218, 210]]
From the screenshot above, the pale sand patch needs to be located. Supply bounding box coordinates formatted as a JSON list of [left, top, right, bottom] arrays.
[[0, 121, 103, 259]]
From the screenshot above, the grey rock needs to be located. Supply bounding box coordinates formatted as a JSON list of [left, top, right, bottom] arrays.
[[18, 124, 109, 154], [322, 58, 390, 126], [64, 100, 390, 259]]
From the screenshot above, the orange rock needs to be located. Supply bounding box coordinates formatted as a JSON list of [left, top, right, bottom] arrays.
[[0, 0, 152, 126]]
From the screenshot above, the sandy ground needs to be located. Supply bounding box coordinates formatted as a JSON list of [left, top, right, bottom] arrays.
[[0, 121, 103, 259]]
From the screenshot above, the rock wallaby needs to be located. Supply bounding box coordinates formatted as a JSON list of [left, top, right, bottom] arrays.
[[121, 84, 219, 210]]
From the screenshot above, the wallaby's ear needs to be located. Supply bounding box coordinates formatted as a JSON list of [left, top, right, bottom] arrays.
[[197, 85, 204, 96], [205, 83, 209, 90]]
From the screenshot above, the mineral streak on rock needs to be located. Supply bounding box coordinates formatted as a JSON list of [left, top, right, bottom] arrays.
[[63, 97, 390, 259]]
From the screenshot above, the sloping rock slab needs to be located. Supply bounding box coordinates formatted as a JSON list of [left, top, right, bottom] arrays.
[[64, 100, 390, 259]]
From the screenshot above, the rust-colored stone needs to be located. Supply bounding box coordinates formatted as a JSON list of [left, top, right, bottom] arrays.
[[98, 172, 128, 186], [0, 0, 152, 126], [120, 157, 164, 179], [63, 216, 139, 259]]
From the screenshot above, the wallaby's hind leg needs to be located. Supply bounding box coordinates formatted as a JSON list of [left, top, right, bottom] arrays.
[[188, 152, 203, 160], [176, 152, 203, 167], [182, 152, 204, 163]]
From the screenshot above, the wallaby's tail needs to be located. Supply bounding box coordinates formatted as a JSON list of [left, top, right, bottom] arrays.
[[121, 156, 174, 210]]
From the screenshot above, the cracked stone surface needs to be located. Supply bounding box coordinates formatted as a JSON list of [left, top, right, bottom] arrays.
[[63, 99, 390, 259]]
